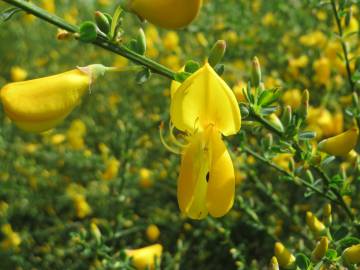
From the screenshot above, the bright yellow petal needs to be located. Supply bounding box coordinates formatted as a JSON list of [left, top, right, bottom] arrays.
[[206, 129, 235, 217], [177, 132, 209, 219], [170, 63, 241, 136]]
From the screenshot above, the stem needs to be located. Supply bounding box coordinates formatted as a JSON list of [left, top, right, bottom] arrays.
[[2, 0, 176, 80], [330, 0, 356, 94], [243, 146, 337, 203]]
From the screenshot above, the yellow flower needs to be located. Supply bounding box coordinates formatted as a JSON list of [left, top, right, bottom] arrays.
[[162, 31, 180, 51], [171, 63, 241, 136], [318, 127, 359, 156], [102, 158, 120, 180], [169, 63, 241, 219], [126, 244, 163, 270], [1, 224, 21, 250], [262, 12, 276, 27], [10, 66, 28, 82], [306, 211, 326, 234], [311, 236, 329, 262], [274, 242, 295, 268], [128, 0, 202, 29], [299, 31, 327, 48], [146, 224, 160, 242], [282, 89, 302, 109], [139, 168, 153, 188], [342, 244, 360, 265], [1, 65, 104, 133], [73, 194, 92, 219], [313, 57, 331, 86]]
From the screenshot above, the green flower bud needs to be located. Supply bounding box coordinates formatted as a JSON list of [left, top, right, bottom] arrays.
[[251, 56, 262, 87], [95, 11, 111, 34], [208, 40, 226, 67]]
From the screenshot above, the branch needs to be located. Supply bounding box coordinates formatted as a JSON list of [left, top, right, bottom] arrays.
[[1, 0, 176, 80]]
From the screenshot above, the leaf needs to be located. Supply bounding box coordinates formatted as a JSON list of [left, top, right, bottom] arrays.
[[298, 131, 317, 140], [174, 71, 191, 83], [295, 253, 311, 270], [0, 7, 22, 23], [337, 236, 360, 250], [325, 249, 338, 261], [79, 21, 98, 42], [184, 60, 200, 73], [214, 64, 225, 76], [110, 5, 123, 40]]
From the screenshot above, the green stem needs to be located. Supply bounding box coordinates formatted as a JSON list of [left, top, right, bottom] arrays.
[[242, 146, 337, 203], [330, 0, 355, 94], [1, 0, 176, 80]]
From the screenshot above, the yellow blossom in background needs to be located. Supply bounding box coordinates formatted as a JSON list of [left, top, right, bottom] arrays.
[[282, 89, 302, 109], [102, 158, 120, 180], [233, 81, 247, 102], [51, 133, 66, 145], [146, 224, 160, 242], [73, 194, 92, 218], [272, 153, 293, 172], [262, 12, 276, 27], [196, 32, 208, 47], [307, 107, 343, 138], [1, 224, 21, 250], [313, 57, 331, 86], [288, 55, 308, 77], [41, 0, 55, 13], [113, 56, 129, 68], [67, 119, 87, 150], [299, 31, 327, 48], [126, 244, 163, 270], [139, 168, 153, 188], [160, 55, 181, 70], [162, 31, 180, 51], [10, 66, 28, 82]]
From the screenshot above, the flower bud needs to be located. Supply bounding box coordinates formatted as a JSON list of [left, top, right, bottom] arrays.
[[128, 0, 202, 29], [318, 127, 359, 157], [95, 11, 111, 34], [281, 105, 292, 127], [298, 89, 309, 119], [126, 244, 163, 270], [269, 256, 279, 270], [251, 56, 262, 87], [306, 211, 326, 235], [268, 114, 284, 133], [311, 236, 328, 262], [322, 203, 332, 225], [0, 64, 106, 132], [90, 222, 102, 243], [208, 40, 226, 67], [342, 244, 360, 265], [136, 28, 147, 55], [274, 242, 295, 269]]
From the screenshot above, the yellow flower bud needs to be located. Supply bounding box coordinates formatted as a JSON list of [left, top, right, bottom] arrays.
[[128, 0, 202, 29], [146, 224, 160, 242], [318, 127, 359, 156], [306, 211, 326, 235], [126, 244, 163, 270], [1, 65, 105, 133], [342, 244, 360, 265], [274, 242, 295, 268], [311, 236, 329, 262], [269, 256, 279, 270]]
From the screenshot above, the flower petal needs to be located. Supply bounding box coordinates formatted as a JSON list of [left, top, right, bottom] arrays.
[[170, 63, 241, 136], [206, 130, 235, 217], [177, 132, 209, 219]]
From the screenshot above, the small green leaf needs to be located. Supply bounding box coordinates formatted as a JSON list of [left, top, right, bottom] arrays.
[[184, 60, 200, 73], [110, 5, 123, 40], [337, 236, 360, 250], [174, 72, 191, 83], [325, 249, 337, 261], [136, 68, 151, 84], [295, 253, 311, 270], [298, 131, 317, 140], [79, 21, 98, 42], [0, 7, 22, 23]]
